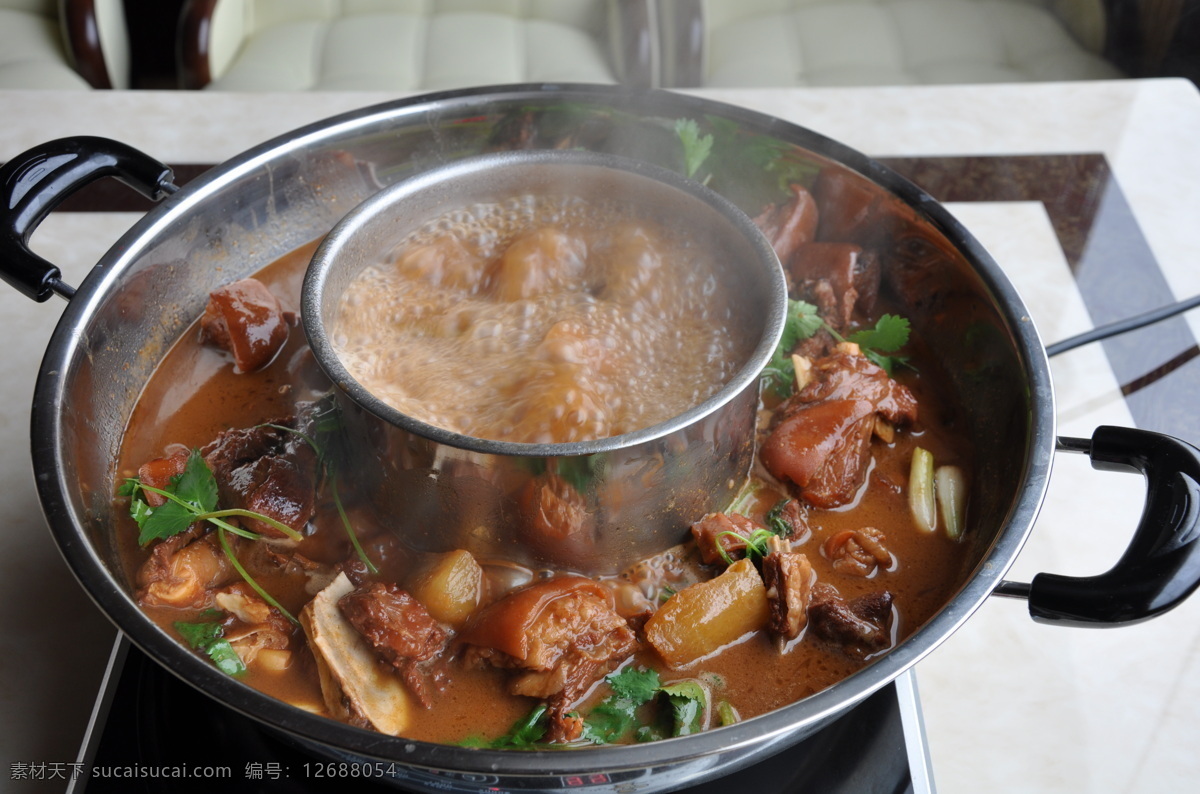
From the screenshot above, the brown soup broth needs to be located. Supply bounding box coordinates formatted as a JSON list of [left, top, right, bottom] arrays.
[[116, 239, 972, 744]]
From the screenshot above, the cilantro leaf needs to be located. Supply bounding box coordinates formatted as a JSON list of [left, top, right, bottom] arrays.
[[172, 448, 219, 513], [581, 668, 662, 744], [848, 314, 910, 353], [661, 680, 708, 737], [674, 118, 713, 179], [761, 300, 824, 396], [174, 617, 246, 676], [607, 667, 661, 703], [582, 698, 637, 744], [847, 315, 912, 375], [131, 450, 218, 546], [464, 704, 550, 748], [138, 499, 200, 546]]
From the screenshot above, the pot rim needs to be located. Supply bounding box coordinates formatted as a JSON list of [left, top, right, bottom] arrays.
[[31, 82, 1056, 777]]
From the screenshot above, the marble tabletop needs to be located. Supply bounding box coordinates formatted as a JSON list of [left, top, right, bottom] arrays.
[[2, 79, 1200, 793]]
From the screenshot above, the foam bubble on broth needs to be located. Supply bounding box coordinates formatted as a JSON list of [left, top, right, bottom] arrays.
[[330, 193, 747, 443]]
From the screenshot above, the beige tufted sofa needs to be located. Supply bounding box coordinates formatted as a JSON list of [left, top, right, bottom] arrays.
[[0, 0, 129, 89], [179, 0, 657, 91], [658, 0, 1124, 87]]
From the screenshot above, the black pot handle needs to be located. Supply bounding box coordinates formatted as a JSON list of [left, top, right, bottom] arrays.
[[0, 136, 176, 302], [995, 426, 1200, 626]]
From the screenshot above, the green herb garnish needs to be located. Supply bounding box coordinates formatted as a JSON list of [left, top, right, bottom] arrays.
[[847, 314, 913, 374], [121, 449, 300, 624], [764, 498, 796, 539], [174, 616, 246, 676], [460, 704, 551, 748], [582, 668, 661, 744], [714, 527, 780, 566], [582, 668, 709, 744], [660, 680, 707, 737], [761, 300, 913, 396], [674, 118, 713, 180], [123, 450, 301, 546]]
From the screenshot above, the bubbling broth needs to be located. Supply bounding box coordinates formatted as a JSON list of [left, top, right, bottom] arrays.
[[330, 194, 747, 443]]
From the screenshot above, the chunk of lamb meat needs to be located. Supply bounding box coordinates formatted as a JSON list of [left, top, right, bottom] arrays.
[[460, 576, 637, 743], [762, 545, 815, 641], [201, 414, 319, 539], [199, 277, 291, 373], [690, 512, 766, 566], [808, 583, 894, 658], [761, 347, 918, 508], [136, 527, 233, 608], [338, 582, 448, 708], [753, 183, 819, 266]]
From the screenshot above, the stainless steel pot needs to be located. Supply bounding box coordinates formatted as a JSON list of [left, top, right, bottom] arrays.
[[302, 149, 787, 575], [5, 84, 1200, 794]]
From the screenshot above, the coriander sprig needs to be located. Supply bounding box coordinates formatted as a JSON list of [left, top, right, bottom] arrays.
[[119, 449, 302, 546], [120, 448, 301, 627], [761, 299, 913, 396]]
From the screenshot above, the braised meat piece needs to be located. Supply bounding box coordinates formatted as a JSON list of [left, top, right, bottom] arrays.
[[761, 347, 917, 508], [460, 576, 637, 742], [824, 528, 892, 577], [518, 472, 595, 564], [136, 527, 232, 608], [214, 583, 293, 664], [787, 242, 881, 329], [339, 582, 448, 707], [793, 348, 919, 421], [762, 549, 814, 641], [753, 183, 819, 266], [135, 448, 188, 507], [199, 277, 291, 373], [690, 512, 765, 566], [810, 167, 960, 316], [808, 583, 894, 658], [201, 417, 318, 539], [339, 583, 446, 665]]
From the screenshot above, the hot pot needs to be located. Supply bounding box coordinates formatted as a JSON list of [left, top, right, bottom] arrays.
[[4, 84, 1200, 793]]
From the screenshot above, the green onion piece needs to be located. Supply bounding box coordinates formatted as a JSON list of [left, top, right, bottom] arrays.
[[716, 700, 740, 727], [908, 447, 937, 534], [197, 508, 303, 541], [332, 474, 377, 574], [935, 465, 967, 540]]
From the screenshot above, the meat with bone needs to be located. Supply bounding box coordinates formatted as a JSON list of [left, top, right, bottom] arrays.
[[762, 547, 815, 641], [214, 582, 293, 664], [761, 347, 917, 508], [460, 576, 637, 742], [199, 277, 291, 373], [136, 526, 232, 609]]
